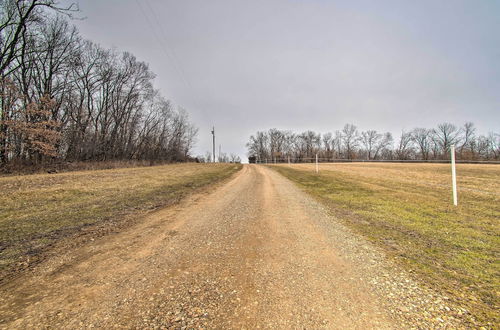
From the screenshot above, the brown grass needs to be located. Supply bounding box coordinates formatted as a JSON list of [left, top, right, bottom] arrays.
[[270, 162, 499, 327], [0, 163, 241, 281], [0, 159, 189, 176]]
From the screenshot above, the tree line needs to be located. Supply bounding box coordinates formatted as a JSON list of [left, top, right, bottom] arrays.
[[247, 123, 499, 162], [0, 0, 197, 167], [203, 151, 241, 164]]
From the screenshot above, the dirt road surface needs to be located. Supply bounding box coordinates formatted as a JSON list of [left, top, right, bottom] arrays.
[[0, 165, 463, 328]]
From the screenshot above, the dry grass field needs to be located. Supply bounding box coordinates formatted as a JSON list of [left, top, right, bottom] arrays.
[[270, 162, 499, 326], [0, 163, 241, 280]]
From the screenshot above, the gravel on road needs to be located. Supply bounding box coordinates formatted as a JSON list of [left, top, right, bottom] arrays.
[[0, 165, 464, 328]]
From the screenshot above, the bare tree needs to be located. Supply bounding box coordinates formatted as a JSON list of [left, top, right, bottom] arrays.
[[322, 132, 333, 159], [0, 0, 77, 75], [411, 128, 431, 160], [375, 132, 393, 160], [229, 153, 241, 163], [247, 124, 498, 163], [395, 131, 413, 160], [268, 128, 286, 160], [1, 7, 199, 167], [459, 122, 476, 159], [361, 130, 381, 160], [341, 124, 359, 160], [433, 123, 462, 159], [246, 130, 269, 162], [332, 130, 342, 159]]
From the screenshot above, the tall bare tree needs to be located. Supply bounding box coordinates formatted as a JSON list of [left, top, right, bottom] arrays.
[[341, 124, 359, 160], [395, 131, 413, 160], [361, 130, 381, 160], [411, 128, 431, 160], [0, 0, 77, 75], [433, 123, 462, 159], [1, 7, 199, 167]]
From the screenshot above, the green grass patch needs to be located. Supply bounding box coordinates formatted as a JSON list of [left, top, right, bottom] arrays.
[[270, 163, 499, 326]]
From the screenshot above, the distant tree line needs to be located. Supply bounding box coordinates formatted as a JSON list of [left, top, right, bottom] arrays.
[[217, 153, 241, 163], [247, 123, 499, 162], [0, 0, 197, 167], [197, 151, 241, 164]]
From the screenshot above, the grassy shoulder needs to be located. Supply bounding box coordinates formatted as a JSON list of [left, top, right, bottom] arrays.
[[0, 163, 242, 280], [269, 163, 499, 327]]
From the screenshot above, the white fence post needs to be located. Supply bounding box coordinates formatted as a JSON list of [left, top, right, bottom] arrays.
[[316, 154, 319, 174], [288, 155, 290, 166], [451, 145, 458, 206]]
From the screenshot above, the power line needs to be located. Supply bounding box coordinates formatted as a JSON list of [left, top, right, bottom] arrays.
[[135, 0, 211, 156], [143, 0, 193, 91], [140, 0, 205, 116], [134, 0, 189, 89]]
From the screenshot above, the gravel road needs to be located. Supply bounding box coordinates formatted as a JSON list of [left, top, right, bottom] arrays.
[[0, 165, 464, 329]]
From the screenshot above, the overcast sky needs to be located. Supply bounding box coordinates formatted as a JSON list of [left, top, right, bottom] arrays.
[[63, 0, 499, 161]]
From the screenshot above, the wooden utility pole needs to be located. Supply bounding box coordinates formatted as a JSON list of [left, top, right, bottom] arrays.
[[211, 127, 216, 163]]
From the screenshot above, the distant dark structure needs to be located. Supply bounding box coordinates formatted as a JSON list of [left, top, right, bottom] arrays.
[[248, 156, 257, 164]]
